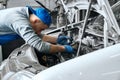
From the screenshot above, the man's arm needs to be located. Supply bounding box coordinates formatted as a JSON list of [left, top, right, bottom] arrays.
[[49, 44, 65, 53], [41, 35, 66, 53], [11, 20, 74, 54], [42, 35, 57, 44]]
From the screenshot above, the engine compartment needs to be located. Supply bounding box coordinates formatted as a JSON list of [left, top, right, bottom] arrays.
[[40, 0, 120, 67]]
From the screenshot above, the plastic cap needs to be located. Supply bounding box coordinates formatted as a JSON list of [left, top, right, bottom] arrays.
[[27, 6, 52, 27]]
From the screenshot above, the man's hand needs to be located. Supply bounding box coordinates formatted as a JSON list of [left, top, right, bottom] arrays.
[[64, 45, 74, 54], [57, 36, 72, 45]]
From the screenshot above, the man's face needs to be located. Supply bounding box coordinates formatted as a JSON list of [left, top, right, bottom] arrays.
[[32, 20, 48, 34]]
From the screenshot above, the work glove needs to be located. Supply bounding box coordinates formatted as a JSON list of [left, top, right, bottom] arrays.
[[57, 36, 72, 45], [64, 45, 74, 54]]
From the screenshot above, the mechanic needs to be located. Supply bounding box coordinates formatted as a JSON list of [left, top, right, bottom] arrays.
[[0, 6, 74, 54]]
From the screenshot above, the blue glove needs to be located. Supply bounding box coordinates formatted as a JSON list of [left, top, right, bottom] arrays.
[[57, 36, 72, 45], [64, 45, 74, 53]]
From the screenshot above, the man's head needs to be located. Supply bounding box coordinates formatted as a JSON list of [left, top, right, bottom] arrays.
[[28, 6, 52, 34]]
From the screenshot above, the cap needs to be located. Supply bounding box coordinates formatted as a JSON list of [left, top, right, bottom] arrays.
[[27, 6, 52, 27]]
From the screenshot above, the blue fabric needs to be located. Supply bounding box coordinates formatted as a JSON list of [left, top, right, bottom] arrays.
[[27, 6, 52, 27], [64, 45, 74, 53], [0, 34, 20, 45], [57, 36, 72, 45]]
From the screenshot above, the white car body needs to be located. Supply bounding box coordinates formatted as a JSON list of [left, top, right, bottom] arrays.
[[33, 43, 120, 80]]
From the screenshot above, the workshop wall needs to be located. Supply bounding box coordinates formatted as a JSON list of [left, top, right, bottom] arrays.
[[7, 0, 57, 11]]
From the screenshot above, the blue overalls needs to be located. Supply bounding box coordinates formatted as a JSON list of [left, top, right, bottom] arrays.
[[0, 34, 20, 45]]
